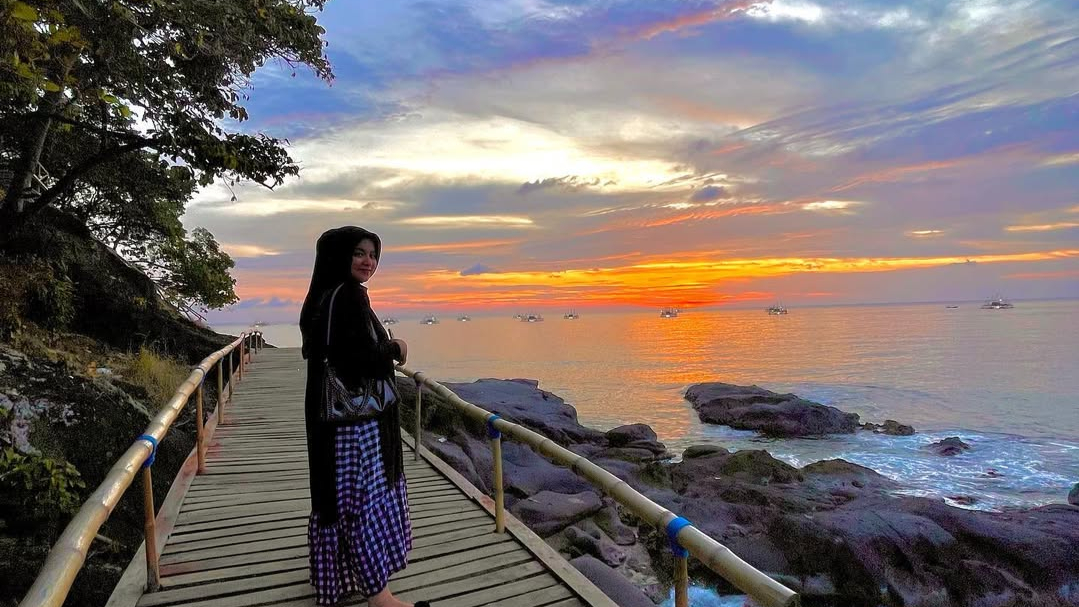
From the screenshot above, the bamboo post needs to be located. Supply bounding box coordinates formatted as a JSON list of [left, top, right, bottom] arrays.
[[138, 435, 160, 592], [195, 383, 206, 474], [675, 556, 689, 607], [413, 373, 425, 461], [226, 353, 233, 402], [216, 359, 225, 423], [487, 414, 505, 533]]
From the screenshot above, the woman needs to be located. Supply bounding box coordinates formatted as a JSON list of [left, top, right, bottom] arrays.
[[299, 226, 427, 607]]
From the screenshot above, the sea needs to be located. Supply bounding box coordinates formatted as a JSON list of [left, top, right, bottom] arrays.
[[218, 299, 1079, 514], [218, 300, 1078, 606]]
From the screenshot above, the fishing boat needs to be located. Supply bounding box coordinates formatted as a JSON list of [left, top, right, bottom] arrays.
[[521, 313, 544, 322], [659, 308, 678, 318], [980, 296, 1014, 310], [563, 310, 579, 320], [767, 304, 788, 315], [457, 314, 471, 322], [381, 317, 399, 325], [421, 315, 440, 325]]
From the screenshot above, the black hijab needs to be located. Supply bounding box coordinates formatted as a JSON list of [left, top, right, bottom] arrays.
[[299, 226, 403, 523]]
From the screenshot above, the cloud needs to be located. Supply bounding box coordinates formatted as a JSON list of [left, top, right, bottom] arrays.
[[518, 176, 602, 194], [400, 215, 536, 228], [689, 185, 730, 202], [802, 200, 862, 212], [460, 263, 498, 276], [1005, 222, 1079, 232]]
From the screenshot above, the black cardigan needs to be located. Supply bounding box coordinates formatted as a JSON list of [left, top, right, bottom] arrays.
[[303, 282, 404, 523]]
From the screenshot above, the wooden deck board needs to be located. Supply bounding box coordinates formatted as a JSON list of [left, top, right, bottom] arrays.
[[113, 348, 617, 607]]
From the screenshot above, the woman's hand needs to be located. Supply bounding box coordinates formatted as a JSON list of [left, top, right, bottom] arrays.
[[391, 338, 408, 364]]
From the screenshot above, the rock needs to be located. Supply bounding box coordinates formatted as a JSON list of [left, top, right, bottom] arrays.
[[685, 382, 859, 436], [924, 436, 971, 456], [606, 424, 657, 447], [1069, 483, 1079, 506], [509, 490, 603, 536], [716, 450, 803, 484], [682, 444, 728, 459], [862, 419, 915, 435], [569, 556, 655, 607], [948, 495, 978, 506], [443, 378, 607, 446], [594, 501, 637, 545], [565, 524, 626, 566]]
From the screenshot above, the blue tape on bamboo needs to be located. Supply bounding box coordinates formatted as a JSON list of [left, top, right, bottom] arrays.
[[138, 435, 159, 468], [486, 414, 502, 439], [666, 516, 692, 557]]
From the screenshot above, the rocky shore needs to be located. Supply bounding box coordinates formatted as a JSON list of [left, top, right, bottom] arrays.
[[400, 378, 1079, 607]]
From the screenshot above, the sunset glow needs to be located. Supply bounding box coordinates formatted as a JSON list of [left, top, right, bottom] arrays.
[[183, 0, 1079, 323]]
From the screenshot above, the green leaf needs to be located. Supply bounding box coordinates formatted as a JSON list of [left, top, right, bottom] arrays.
[[42, 81, 62, 92], [11, 1, 39, 22]]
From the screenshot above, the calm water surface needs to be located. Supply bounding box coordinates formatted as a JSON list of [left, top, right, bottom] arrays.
[[220, 300, 1079, 510]]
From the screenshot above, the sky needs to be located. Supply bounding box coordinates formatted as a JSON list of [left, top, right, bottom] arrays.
[[184, 0, 1079, 324]]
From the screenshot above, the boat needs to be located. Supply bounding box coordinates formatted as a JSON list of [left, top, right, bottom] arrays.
[[767, 304, 788, 315], [513, 313, 523, 320], [563, 310, 579, 320], [421, 315, 440, 325], [980, 296, 1014, 310], [945, 305, 959, 309], [659, 308, 678, 318], [521, 313, 544, 322], [457, 314, 471, 322], [381, 317, 399, 325]]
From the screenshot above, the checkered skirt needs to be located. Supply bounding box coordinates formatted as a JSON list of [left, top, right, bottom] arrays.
[[308, 420, 412, 605]]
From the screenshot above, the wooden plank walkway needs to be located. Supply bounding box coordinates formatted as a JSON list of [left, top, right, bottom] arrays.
[[125, 348, 615, 607]]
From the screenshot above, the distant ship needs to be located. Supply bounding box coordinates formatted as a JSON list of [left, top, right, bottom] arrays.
[[381, 317, 399, 325], [981, 296, 1014, 310], [513, 313, 523, 320], [945, 305, 959, 309], [563, 310, 579, 320], [659, 308, 678, 318], [457, 314, 471, 322], [421, 315, 440, 325], [521, 313, 544, 322], [767, 304, 788, 315]]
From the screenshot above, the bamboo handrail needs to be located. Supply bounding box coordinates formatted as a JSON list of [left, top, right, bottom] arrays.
[[396, 364, 800, 607], [18, 331, 261, 607]]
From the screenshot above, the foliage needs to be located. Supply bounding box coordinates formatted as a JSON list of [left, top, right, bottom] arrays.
[[122, 347, 191, 407], [0, 447, 86, 535], [0, 0, 333, 307]]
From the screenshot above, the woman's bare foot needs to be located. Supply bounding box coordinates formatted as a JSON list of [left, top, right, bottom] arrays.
[[367, 587, 412, 607]]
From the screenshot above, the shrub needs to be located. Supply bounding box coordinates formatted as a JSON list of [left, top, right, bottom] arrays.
[[0, 448, 86, 537], [123, 348, 192, 408]]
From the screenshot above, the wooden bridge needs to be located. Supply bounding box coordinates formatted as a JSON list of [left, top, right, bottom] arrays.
[[20, 334, 798, 607], [108, 348, 613, 607]]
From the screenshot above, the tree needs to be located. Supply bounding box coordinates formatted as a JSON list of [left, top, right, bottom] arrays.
[[0, 0, 332, 229]]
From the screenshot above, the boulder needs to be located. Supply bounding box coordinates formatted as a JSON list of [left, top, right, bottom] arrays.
[[924, 436, 971, 456], [682, 444, 728, 459], [570, 556, 655, 607], [606, 424, 657, 447], [564, 524, 626, 566], [1069, 483, 1079, 507], [685, 382, 859, 436], [443, 379, 607, 446], [509, 490, 603, 536], [862, 419, 915, 436]]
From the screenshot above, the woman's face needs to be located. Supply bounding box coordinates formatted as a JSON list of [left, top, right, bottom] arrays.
[[351, 238, 378, 283]]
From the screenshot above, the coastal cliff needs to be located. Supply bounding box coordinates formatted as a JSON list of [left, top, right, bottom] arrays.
[[397, 377, 1079, 607], [0, 213, 236, 607]]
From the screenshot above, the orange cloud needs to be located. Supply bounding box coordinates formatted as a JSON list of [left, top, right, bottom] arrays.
[[830, 158, 967, 192], [393, 239, 521, 253], [1005, 222, 1079, 232], [625, 0, 767, 41], [1004, 269, 1079, 280], [653, 95, 764, 128]]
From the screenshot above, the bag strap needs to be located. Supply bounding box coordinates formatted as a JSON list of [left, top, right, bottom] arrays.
[[323, 284, 344, 360]]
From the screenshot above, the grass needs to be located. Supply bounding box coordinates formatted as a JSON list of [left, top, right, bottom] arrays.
[[122, 347, 192, 407]]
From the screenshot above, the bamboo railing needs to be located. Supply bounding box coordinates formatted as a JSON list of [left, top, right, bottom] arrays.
[[397, 364, 800, 607], [18, 331, 265, 607]]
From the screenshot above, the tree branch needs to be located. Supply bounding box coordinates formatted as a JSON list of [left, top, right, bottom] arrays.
[[22, 140, 153, 219]]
